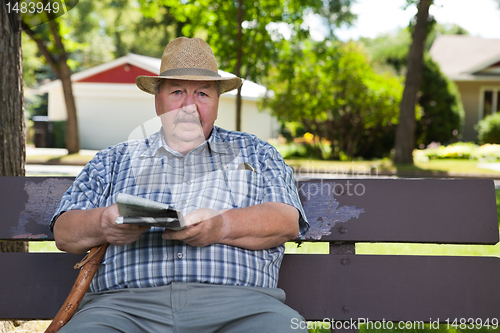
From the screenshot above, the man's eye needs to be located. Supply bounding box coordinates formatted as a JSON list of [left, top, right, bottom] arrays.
[[173, 90, 182, 95], [199, 92, 208, 97]]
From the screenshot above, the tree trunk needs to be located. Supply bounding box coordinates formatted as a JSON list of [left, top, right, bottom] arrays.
[[393, 0, 432, 164], [0, 0, 28, 255], [59, 61, 80, 154], [49, 20, 80, 154]]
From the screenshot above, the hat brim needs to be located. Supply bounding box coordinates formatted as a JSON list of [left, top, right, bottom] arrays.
[[136, 75, 242, 95]]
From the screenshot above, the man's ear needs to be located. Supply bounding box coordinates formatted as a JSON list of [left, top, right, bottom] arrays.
[[154, 95, 161, 117]]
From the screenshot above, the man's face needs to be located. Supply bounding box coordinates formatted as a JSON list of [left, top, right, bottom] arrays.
[[155, 79, 219, 146]]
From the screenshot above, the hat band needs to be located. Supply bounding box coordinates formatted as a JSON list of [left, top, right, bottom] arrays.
[[159, 68, 221, 78]]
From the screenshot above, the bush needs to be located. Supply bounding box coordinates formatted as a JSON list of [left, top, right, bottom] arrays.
[[415, 57, 464, 147], [477, 113, 500, 144]]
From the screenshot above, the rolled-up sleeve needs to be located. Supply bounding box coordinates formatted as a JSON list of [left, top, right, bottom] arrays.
[[50, 154, 109, 232], [258, 144, 309, 238]]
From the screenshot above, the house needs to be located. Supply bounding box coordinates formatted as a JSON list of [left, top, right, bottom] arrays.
[[429, 35, 500, 141], [39, 53, 279, 150]]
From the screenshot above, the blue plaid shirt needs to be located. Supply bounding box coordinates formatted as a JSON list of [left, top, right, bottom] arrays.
[[52, 126, 308, 292]]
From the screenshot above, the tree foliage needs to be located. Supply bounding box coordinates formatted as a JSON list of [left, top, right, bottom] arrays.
[[135, 0, 356, 131], [263, 40, 403, 159]]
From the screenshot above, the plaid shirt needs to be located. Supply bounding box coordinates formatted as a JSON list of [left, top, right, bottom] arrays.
[[52, 126, 308, 292]]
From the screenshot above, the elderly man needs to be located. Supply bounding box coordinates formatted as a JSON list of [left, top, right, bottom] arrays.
[[51, 37, 309, 332]]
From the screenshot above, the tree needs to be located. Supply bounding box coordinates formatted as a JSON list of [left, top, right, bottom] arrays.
[[22, 11, 80, 154], [1, 0, 28, 252], [393, 0, 433, 164], [263, 40, 403, 159], [361, 26, 465, 148], [415, 56, 464, 146], [138, 0, 355, 131]]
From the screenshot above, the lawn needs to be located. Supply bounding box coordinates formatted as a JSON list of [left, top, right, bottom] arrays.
[[285, 158, 500, 178]]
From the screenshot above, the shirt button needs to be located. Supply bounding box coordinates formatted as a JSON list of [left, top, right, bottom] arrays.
[[187, 161, 192, 166], [182, 200, 187, 204], [177, 253, 183, 259], [186, 181, 192, 185]]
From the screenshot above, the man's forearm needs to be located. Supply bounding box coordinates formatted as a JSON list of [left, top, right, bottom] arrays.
[[164, 202, 300, 250], [53, 208, 108, 254], [54, 204, 150, 255], [219, 202, 300, 250]]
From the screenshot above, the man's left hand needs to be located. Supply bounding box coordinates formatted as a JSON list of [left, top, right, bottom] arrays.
[[162, 208, 228, 247]]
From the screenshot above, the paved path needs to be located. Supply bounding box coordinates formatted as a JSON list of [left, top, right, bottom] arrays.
[[25, 164, 85, 176]]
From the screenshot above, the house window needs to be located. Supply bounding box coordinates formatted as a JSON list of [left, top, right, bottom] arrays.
[[498, 91, 500, 113], [484, 91, 493, 117], [480, 87, 500, 120]]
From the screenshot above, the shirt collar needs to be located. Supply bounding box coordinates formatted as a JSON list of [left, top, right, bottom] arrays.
[[139, 130, 164, 158], [207, 126, 234, 155]]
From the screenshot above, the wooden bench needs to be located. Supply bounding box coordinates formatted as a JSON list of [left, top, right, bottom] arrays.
[[1, 176, 499, 331]]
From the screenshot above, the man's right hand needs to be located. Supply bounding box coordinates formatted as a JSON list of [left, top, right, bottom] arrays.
[[100, 204, 150, 246]]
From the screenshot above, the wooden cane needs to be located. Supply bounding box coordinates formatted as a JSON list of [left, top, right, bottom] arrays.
[[45, 243, 109, 333]]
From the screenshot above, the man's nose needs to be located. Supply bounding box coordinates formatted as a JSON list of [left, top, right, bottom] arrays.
[[181, 102, 197, 114], [182, 93, 196, 111]]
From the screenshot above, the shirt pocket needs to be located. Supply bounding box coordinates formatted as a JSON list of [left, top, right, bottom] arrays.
[[225, 170, 264, 208]]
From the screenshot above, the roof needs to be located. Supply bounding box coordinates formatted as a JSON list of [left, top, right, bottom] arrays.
[[429, 35, 500, 81], [39, 53, 267, 100]]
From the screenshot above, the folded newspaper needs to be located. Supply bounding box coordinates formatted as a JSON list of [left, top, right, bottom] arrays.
[[115, 193, 186, 230]]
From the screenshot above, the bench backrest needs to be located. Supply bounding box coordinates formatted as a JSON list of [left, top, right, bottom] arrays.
[[0, 177, 499, 322]]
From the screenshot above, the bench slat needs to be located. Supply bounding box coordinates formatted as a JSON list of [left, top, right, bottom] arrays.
[[1, 252, 499, 321], [0, 177, 73, 241], [278, 254, 500, 322], [0, 253, 81, 320], [1, 177, 498, 244], [299, 178, 499, 244]]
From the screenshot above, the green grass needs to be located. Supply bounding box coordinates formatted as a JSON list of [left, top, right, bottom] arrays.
[[285, 238, 500, 258], [29, 241, 60, 252]]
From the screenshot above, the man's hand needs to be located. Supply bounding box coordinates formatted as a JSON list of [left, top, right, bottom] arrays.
[[100, 204, 151, 246], [162, 208, 227, 247]]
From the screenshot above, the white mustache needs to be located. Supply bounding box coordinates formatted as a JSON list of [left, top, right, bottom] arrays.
[[174, 115, 203, 125], [173, 105, 204, 126]]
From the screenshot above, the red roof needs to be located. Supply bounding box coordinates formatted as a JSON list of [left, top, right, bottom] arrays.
[[75, 64, 156, 84]]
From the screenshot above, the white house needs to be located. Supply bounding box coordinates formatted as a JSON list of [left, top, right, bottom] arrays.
[[39, 53, 279, 150], [429, 35, 500, 141]]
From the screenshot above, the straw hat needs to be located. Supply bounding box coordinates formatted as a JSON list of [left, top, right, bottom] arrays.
[[136, 37, 242, 95]]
